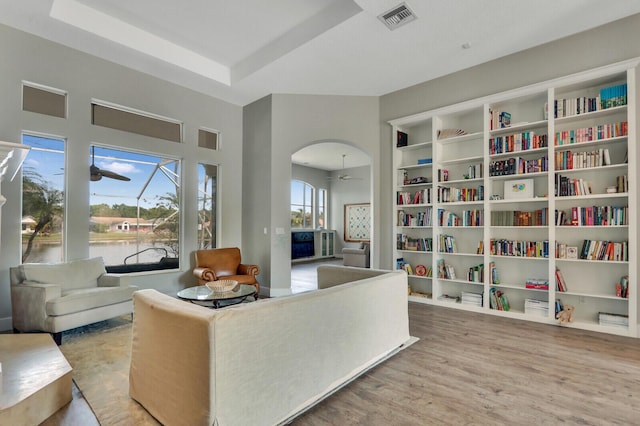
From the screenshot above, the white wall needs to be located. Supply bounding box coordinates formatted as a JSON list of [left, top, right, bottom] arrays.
[[329, 165, 371, 254], [0, 24, 243, 330], [378, 13, 640, 269]]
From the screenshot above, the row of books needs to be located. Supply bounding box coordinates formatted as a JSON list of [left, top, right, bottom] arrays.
[[491, 208, 548, 226], [438, 234, 457, 253], [616, 174, 628, 193], [437, 185, 484, 203], [467, 263, 484, 283], [397, 207, 433, 227], [525, 298, 548, 317], [525, 278, 549, 290], [397, 188, 432, 205], [554, 148, 611, 171], [489, 288, 510, 311], [579, 239, 628, 261], [616, 275, 629, 298], [489, 261, 500, 284], [554, 121, 627, 145], [396, 234, 433, 252], [600, 83, 628, 109], [489, 132, 548, 155], [437, 209, 484, 227], [555, 268, 568, 292], [461, 291, 483, 307], [555, 174, 592, 197], [489, 156, 548, 176], [467, 163, 483, 179], [555, 205, 628, 226], [437, 259, 456, 279], [552, 83, 627, 118], [490, 239, 549, 258], [598, 312, 628, 329], [488, 109, 511, 130]]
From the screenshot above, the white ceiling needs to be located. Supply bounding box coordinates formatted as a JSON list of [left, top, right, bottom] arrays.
[[2, 0, 640, 170]]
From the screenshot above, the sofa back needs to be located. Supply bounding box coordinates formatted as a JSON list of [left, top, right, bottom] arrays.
[[317, 264, 390, 289], [130, 268, 410, 426], [14, 257, 106, 291]]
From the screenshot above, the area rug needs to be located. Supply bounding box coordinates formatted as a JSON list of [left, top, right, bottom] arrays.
[[59, 317, 158, 425]]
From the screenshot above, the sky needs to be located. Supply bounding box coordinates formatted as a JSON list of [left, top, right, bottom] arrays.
[[22, 134, 182, 210]]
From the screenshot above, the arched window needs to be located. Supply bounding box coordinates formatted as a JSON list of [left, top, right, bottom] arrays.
[[291, 180, 314, 228]]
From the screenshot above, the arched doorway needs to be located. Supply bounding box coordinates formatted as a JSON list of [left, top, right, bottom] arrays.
[[290, 141, 372, 293]]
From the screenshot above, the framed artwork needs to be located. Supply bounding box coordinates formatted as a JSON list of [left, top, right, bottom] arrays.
[[344, 203, 371, 242]]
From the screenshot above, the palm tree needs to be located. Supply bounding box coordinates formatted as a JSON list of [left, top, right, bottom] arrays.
[[22, 169, 64, 262]]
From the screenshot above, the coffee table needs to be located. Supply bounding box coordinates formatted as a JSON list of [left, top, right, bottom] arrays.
[[177, 284, 257, 308]]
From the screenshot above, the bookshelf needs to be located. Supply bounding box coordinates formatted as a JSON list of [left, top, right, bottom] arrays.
[[390, 59, 639, 337]]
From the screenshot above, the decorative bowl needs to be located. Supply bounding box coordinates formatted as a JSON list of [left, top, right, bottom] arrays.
[[206, 279, 239, 293]]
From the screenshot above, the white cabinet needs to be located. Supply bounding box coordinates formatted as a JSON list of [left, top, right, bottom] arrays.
[[390, 59, 639, 337]]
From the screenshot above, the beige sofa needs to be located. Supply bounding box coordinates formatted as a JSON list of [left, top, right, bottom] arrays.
[[10, 257, 137, 345], [129, 265, 412, 426]]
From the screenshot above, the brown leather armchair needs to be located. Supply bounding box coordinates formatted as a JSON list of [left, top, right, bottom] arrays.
[[193, 247, 260, 296]]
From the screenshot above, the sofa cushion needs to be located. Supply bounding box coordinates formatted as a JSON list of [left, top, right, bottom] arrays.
[[46, 285, 136, 316], [22, 257, 106, 291]]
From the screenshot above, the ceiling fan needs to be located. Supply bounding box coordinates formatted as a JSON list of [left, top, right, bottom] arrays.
[[90, 146, 131, 182], [331, 154, 363, 182]]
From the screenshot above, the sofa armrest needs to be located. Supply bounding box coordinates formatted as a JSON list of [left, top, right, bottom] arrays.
[[11, 282, 62, 332], [238, 263, 260, 276], [342, 248, 365, 255], [98, 273, 132, 288], [193, 267, 217, 283]]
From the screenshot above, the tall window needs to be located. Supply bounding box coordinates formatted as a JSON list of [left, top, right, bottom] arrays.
[[318, 188, 327, 228], [197, 163, 217, 249], [21, 134, 65, 263], [291, 180, 314, 228], [89, 146, 180, 269]]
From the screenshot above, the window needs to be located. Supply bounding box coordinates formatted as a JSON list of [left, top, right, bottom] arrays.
[[291, 180, 314, 228], [89, 146, 180, 271], [198, 128, 219, 150], [21, 134, 65, 263], [318, 188, 327, 228], [22, 82, 67, 118], [197, 163, 217, 249], [91, 101, 182, 143]]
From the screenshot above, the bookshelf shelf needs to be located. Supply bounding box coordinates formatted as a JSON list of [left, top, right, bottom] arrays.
[[390, 58, 638, 337]]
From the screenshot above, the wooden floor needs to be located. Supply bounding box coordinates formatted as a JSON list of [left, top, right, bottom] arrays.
[[293, 302, 640, 425], [39, 262, 640, 424]]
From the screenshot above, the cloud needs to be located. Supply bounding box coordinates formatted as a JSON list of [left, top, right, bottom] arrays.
[[25, 158, 40, 166], [97, 161, 140, 174]]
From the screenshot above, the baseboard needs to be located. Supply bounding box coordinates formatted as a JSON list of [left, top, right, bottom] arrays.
[[267, 287, 293, 298], [278, 336, 419, 425], [0, 316, 13, 332]]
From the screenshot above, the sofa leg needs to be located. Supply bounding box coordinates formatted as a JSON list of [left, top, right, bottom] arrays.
[[13, 328, 20, 334], [52, 332, 62, 346]]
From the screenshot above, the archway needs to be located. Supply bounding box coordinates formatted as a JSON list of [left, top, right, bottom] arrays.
[[290, 141, 372, 293]]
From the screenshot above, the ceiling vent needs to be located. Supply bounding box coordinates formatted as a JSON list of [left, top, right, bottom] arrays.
[[378, 2, 417, 31]]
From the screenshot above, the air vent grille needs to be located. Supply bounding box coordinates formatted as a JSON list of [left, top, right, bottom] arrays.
[[378, 2, 417, 30]]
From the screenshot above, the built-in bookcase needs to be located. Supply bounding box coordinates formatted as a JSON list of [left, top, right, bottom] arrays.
[[390, 59, 639, 337]]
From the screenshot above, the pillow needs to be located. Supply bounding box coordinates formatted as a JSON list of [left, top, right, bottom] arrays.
[[22, 257, 106, 291]]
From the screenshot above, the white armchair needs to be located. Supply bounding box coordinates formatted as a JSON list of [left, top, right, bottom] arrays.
[[342, 242, 370, 268], [10, 257, 137, 345]]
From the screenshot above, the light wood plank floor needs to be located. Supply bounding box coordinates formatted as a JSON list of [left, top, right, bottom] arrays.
[[292, 302, 640, 425]]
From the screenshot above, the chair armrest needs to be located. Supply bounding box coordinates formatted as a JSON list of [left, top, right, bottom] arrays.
[[98, 273, 132, 288], [238, 264, 260, 276], [193, 267, 217, 283], [10, 281, 62, 332]]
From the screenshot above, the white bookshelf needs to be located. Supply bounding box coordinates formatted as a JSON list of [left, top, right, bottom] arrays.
[[390, 59, 639, 337]]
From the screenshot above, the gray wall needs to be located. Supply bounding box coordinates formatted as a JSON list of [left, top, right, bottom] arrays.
[[0, 24, 243, 330], [244, 94, 379, 296], [377, 13, 640, 269]]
